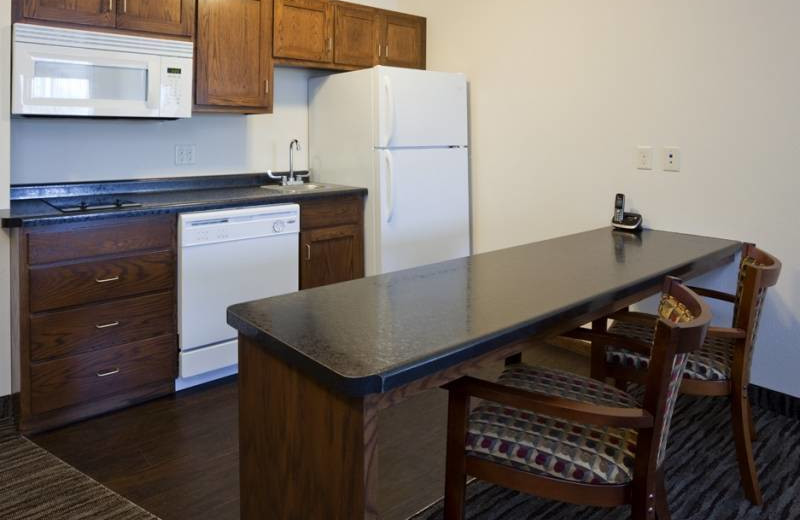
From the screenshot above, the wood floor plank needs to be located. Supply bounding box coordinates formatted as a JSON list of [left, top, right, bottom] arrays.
[[32, 341, 588, 520]]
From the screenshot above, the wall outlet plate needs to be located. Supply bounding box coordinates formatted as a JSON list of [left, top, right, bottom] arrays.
[[636, 146, 653, 170], [175, 144, 197, 166], [663, 147, 681, 172]]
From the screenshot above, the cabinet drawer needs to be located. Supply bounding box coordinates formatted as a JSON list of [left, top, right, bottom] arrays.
[[300, 196, 362, 230], [30, 335, 177, 416], [27, 216, 174, 265], [30, 292, 175, 362], [29, 251, 175, 313]]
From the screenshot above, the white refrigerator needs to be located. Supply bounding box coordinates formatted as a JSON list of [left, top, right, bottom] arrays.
[[309, 66, 471, 275]]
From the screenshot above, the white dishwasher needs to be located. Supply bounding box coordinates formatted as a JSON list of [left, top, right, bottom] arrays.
[[177, 204, 299, 390]]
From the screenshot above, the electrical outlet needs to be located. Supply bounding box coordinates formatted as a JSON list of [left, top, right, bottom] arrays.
[[663, 147, 681, 172], [636, 146, 653, 170], [175, 144, 197, 166]]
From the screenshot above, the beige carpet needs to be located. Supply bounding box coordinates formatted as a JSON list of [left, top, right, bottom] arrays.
[[0, 419, 159, 520]]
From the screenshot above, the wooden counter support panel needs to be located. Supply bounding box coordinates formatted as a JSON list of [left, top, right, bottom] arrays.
[[239, 334, 378, 519]]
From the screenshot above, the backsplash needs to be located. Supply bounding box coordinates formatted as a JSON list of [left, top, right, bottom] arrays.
[[10, 67, 324, 185]]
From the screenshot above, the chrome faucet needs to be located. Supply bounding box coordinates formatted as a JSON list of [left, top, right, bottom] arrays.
[[266, 139, 309, 186], [289, 139, 300, 182]]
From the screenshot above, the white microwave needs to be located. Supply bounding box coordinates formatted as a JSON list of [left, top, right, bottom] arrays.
[[12, 23, 193, 119]]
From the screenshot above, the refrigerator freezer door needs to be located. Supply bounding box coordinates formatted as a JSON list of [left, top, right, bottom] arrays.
[[374, 147, 470, 274], [376, 66, 468, 148]]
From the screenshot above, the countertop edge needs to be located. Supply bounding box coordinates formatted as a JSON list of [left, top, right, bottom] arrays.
[[227, 233, 741, 398]]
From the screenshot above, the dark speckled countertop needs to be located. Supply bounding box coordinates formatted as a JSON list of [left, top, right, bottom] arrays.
[[227, 227, 741, 397], [1, 172, 366, 228]]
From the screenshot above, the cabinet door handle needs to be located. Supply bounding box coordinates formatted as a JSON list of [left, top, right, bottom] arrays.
[[122, 0, 127, 13], [95, 321, 120, 330], [95, 275, 120, 284], [108, 0, 114, 13], [328, 37, 333, 53], [306, 244, 312, 261], [97, 368, 120, 378], [385, 45, 389, 58]]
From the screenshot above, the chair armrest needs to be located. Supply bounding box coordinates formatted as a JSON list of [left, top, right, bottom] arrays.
[[562, 328, 653, 356], [707, 326, 747, 340], [445, 376, 654, 429], [688, 286, 737, 303]]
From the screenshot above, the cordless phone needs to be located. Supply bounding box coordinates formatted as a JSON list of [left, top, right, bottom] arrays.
[[611, 193, 643, 231], [613, 194, 625, 224]]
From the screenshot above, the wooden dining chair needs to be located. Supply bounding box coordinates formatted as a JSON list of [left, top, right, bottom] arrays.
[[443, 277, 711, 520], [576, 243, 781, 505]]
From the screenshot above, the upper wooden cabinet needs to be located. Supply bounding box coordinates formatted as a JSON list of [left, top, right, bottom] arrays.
[[273, 1, 425, 71], [116, 0, 195, 37], [274, 0, 333, 64], [333, 3, 377, 68], [378, 11, 425, 70], [195, 0, 274, 113], [20, 0, 116, 27], [16, 0, 194, 37]]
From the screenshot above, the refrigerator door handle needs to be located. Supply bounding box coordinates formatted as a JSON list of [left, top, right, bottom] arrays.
[[384, 149, 395, 223], [383, 75, 396, 147]]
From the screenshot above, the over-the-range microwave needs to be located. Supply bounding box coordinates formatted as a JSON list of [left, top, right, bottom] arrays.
[[12, 23, 193, 119]]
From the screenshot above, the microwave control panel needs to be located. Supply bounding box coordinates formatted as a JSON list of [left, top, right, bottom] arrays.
[[160, 57, 193, 118]]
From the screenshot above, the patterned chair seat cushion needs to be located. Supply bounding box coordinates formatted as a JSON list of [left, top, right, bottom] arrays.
[[607, 319, 734, 381], [466, 365, 640, 486]]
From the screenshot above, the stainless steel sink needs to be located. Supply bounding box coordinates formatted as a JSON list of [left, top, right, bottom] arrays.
[[260, 183, 326, 194]]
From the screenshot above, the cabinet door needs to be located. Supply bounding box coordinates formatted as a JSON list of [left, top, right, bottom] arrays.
[[333, 3, 377, 68], [274, 0, 333, 63], [300, 225, 364, 290], [196, 0, 273, 111], [379, 12, 425, 69], [116, 0, 194, 36], [22, 0, 116, 27]]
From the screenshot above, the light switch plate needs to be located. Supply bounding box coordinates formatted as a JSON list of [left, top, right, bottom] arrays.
[[663, 147, 681, 172], [636, 146, 654, 170]]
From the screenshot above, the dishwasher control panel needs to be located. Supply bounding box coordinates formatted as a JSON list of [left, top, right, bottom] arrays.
[[179, 204, 300, 248]]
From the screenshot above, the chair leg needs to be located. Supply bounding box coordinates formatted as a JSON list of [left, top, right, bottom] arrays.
[[731, 388, 763, 505], [749, 402, 758, 442], [443, 391, 470, 520], [655, 471, 671, 520], [590, 318, 608, 382]]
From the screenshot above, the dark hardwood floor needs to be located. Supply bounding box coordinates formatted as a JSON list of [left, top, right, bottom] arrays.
[[32, 341, 587, 520]]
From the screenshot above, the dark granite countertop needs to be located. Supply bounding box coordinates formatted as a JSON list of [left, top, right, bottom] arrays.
[[227, 227, 741, 397], [1, 172, 366, 227]]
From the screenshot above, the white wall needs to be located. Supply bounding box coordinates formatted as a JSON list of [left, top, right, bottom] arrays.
[[12, 67, 318, 184], [1, 0, 12, 398], [398, 0, 800, 396]]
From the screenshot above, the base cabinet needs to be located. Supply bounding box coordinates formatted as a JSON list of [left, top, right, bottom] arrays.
[[13, 216, 178, 434], [299, 195, 365, 290]]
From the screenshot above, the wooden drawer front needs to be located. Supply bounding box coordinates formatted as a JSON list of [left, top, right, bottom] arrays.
[[300, 196, 362, 230], [27, 216, 174, 265], [30, 251, 175, 313], [30, 292, 175, 362], [30, 335, 177, 416]]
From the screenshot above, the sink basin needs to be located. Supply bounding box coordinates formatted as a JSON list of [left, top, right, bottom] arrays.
[[260, 183, 326, 194]]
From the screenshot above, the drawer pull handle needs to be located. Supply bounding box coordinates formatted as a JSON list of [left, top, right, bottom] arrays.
[[95, 321, 120, 329], [97, 368, 120, 378], [95, 276, 120, 284]]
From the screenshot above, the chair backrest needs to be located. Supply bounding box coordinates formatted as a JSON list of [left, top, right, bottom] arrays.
[[639, 277, 711, 471], [732, 244, 782, 380]]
